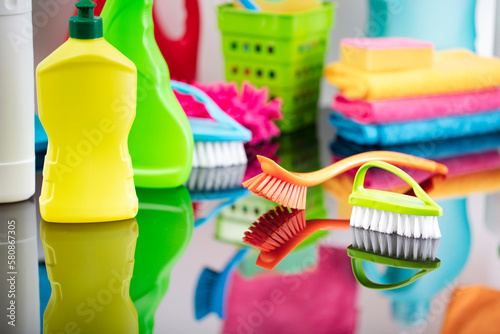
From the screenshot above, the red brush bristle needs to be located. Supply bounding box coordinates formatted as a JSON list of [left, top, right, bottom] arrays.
[[242, 173, 307, 210], [242, 206, 306, 252]]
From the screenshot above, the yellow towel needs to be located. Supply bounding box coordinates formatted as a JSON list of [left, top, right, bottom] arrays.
[[324, 50, 500, 100], [322, 174, 353, 219], [427, 168, 500, 198], [441, 286, 500, 334]]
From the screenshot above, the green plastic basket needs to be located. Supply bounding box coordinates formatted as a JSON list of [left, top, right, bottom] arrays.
[[223, 58, 324, 89], [218, 3, 336, 132], [276, 105, 319, 133]]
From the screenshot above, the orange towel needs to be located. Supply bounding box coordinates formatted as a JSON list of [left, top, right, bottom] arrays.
[[441, 286, 500, 334]]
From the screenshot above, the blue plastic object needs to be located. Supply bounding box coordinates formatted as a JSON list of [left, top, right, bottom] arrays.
[[330, 111, 500, 146], [35, 114, 48, 155], [361, 198, 471, 325], [171, 80, 252, 143], [367, 0, 476, 51], [190, 187, 250, 228], [35, 113, 48, 172], [236, 0, 260, 11], [38, 263, 50, 333], [331, 132, 500, 161], [194, 248, 250, 320]]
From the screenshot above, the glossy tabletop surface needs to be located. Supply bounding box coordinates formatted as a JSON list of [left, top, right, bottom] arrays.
[[2, 108, 500, 334]]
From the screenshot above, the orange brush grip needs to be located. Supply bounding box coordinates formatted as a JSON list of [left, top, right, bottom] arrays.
[[256, 219, 350, 270], [257, 151, 448, 188]]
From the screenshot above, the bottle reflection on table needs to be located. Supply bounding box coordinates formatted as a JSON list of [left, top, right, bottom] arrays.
[[130, 186, 193, 334], [41, 218, 139, 334], [0, 199, 40, 334]]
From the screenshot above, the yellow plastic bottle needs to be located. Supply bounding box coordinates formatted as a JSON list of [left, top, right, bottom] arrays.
[[37, 0, 138, 223], [41, 218, 139, 334]]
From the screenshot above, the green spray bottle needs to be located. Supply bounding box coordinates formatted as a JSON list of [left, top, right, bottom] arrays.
[[101, 0, 193, 189]]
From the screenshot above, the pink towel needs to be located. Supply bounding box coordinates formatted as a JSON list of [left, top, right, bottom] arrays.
[[334, 150, 500, 190], [223, 246, 357, 334], [333, 89, 500, 124]]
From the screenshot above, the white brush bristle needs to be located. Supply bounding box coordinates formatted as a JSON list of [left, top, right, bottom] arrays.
[[193, 141, 247, 168], [187, 165, 247, 192], [350, 206, 441, 239], [351, 227, 440, 262]]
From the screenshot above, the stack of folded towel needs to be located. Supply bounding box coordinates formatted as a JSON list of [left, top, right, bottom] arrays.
[[324, 38, 500, 146], [330, 131, 500, 191]]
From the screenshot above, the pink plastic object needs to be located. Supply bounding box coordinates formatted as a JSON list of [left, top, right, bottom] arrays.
[[334, 150, 500, 190], [333, 89, 500, 125], [223, 246, 357, 334], [341, 37, 433, 49], [153, 0, 200, 82], [174, 81, 283, 145]]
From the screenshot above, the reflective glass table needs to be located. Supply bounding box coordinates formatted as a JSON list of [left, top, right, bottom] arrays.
[[2, 108, 500, 333]]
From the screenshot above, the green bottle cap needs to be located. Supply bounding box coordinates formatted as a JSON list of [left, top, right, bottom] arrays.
[[69, 0, 103, 40]]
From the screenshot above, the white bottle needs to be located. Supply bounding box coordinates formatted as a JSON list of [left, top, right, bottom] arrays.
[[0, 0, 35, 203]]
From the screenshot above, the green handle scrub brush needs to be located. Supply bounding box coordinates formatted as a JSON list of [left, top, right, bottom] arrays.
[[349, 161, 443, 239]]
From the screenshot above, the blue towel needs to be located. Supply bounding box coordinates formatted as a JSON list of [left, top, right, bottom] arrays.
[[330, 111, 500, 146], [331, 131, 500, 161]]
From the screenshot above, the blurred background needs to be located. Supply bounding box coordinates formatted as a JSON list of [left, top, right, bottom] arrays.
[[28, 1, 500, 333], [31, 0, 499, 108]]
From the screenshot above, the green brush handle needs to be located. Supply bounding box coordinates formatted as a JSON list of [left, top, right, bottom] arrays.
[[348, 247, 440, 290], [353, 161, 436, 207], [350, 258, 435, 290]]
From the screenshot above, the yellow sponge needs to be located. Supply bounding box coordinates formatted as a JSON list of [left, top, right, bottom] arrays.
[[340, 37, 434, 72]]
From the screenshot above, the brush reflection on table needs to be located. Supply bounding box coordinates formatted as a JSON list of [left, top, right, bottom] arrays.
[[187, 165, 249, 228], [326, 138, 474, 327], [354, 199, 470, 327], [194, 248, 249, 320], [243, 206, 350, 270], [347, 227, 441, 291]]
